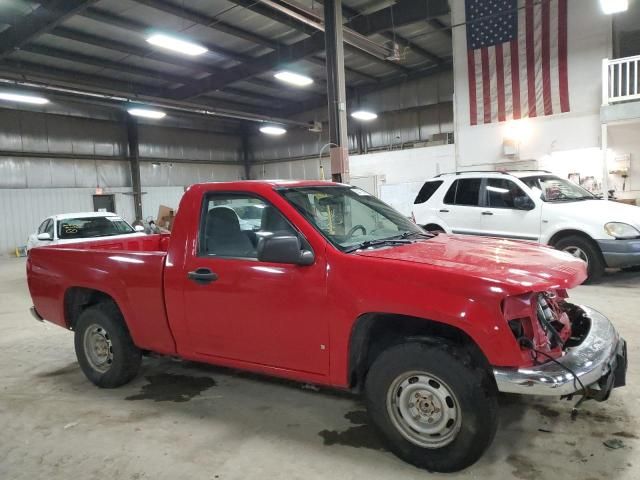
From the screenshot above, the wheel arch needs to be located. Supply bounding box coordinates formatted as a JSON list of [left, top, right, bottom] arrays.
[[422, 223, 446, 232], [547, 229, 605, 261], [64, 287, 124, 331], [548, 228, 596, 247], [347, 313, 491, 391]]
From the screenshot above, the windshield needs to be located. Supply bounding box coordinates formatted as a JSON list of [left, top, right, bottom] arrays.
[[520, 175, 596, 202], [279, 186, 424, 251], [57, 216, 135, 239]]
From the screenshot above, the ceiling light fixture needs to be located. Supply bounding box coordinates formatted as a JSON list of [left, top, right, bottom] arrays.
[[147, 33, 208, 56], [128, 107, 166, 119], [599, 0, 628, 14], [0, 92, 49, 104], [260, 125, 286, 135], [351, 110, 378, 121], [274, 71, 314, 87]]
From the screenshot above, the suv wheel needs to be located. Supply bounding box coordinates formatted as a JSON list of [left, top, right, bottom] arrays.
[[364, 341, 498, 472], [554, 235, 604, 283]]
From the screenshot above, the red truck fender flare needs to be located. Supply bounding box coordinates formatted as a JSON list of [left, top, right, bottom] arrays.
[[346, 312, 492, 391]]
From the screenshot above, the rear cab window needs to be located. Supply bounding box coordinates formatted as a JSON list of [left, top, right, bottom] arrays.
[[414, 180, 443, 204], [443, 178, 483, 206]]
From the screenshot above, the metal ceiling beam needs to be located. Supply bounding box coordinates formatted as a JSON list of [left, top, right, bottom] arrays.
[[80, 7, 251, 65], [320, 0, 445, 65], [173, 0, 457, 100], [130, 0, 376, 84], [47, 26, 322, 103], [76, 8, 337, 93], [347, 0, 449, 36], [132, 0, 280, 50], [0, 59, 289, 118], [170, 34, 327, 99], [0, 0, 99, 59], [20, 45, 299, 109], [282, 61, 452, 117], [428, 18, 452, 38], [228, 0, 410, 74]]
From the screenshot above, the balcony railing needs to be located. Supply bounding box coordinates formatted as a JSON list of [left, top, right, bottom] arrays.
[[603, 55, 640, 105]]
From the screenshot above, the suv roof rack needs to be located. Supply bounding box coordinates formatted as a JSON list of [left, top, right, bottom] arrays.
[[434, 169, 551, 178]]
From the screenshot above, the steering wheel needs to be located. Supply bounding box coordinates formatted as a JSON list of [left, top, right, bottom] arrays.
[[346, 224, 367, 238]]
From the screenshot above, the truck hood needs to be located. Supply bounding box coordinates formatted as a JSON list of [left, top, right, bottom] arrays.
[[355, 234, 587, 292], [544, 199, 640, 229]]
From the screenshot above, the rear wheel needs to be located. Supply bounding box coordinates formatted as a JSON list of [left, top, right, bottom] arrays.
[[74, 302, 141, 388], [364, 342, 498, 472], [554, 235, 604, 283]]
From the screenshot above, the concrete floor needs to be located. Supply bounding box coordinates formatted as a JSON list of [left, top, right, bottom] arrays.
[[0, 257, 638, 480]]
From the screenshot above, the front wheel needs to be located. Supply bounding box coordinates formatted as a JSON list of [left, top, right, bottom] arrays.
[[364, 342, 498, 473], [554, 235, 604, 283]]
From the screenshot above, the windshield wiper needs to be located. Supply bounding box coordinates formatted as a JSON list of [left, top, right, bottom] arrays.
[[344, 238, 413, 253], [396, 231, 435, 240]]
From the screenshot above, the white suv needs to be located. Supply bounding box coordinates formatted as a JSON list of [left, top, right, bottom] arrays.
[[412, 170, 640, 281]]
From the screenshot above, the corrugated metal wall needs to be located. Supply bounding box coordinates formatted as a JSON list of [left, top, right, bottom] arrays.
[[0, 108, 244, 255], [249, 71, 454, 163]]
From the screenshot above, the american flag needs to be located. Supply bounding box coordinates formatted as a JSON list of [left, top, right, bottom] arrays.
[[465, 0, 569, 125]]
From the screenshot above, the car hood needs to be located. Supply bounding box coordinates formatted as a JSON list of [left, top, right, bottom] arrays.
[[545, 199, 640, 228], [355, 234, 587, 293]]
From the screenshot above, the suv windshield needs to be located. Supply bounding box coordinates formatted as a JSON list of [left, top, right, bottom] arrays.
[[58, 216, 135, 239], [520, 175, 595, 202], [280, 186, 426, 252]]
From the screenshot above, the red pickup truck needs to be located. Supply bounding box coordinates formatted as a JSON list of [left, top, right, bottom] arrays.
[[27, 180, 627, 472]]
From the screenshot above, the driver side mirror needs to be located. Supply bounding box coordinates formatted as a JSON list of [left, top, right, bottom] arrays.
[[134, 225, 145, 232], [37, 233, 52, 241], [257, 235, 314, 266], [513, 196, 535, 211]]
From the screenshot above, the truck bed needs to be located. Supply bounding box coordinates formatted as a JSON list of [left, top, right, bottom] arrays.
[[27, 233, 176, 355]]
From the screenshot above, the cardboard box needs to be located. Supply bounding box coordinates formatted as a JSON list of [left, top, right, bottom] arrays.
[[156, 205, 176, 231]]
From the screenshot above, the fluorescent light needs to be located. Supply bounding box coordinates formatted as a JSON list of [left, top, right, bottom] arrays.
[[147, 33, 207, 56], [351, 110, 378, 121], [260, 125, 286, 135], [274, 71, 314, 87], [128, 108, 166, 119], [600, 0, 628, 14], [0, 92, 49, 104]]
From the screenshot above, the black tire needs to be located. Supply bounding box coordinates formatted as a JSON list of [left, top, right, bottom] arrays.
[[364, 341, 498, 473], [74, 302, 142, 388], [554, 235, 604, 283]]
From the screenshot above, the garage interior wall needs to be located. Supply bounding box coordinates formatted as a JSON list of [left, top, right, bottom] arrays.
[[249, 70, 455, 164], [0, 108, 244, 254]]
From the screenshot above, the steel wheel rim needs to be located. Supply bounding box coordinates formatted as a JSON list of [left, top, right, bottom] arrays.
[[386, 371, 462, 449], [562, 246, 589, 266], [83, 324, 113, 373]]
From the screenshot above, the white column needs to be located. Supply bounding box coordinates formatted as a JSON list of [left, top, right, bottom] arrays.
[[601, 123, 609, 201]]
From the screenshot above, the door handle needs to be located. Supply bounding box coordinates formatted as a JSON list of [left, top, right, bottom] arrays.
[[481, 211, 494, 216], [439, 209, 450, 213], [187, 268, 218, 284]]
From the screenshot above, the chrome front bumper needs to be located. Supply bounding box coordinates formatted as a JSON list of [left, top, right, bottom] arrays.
[[494, 306, 627, 396]]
